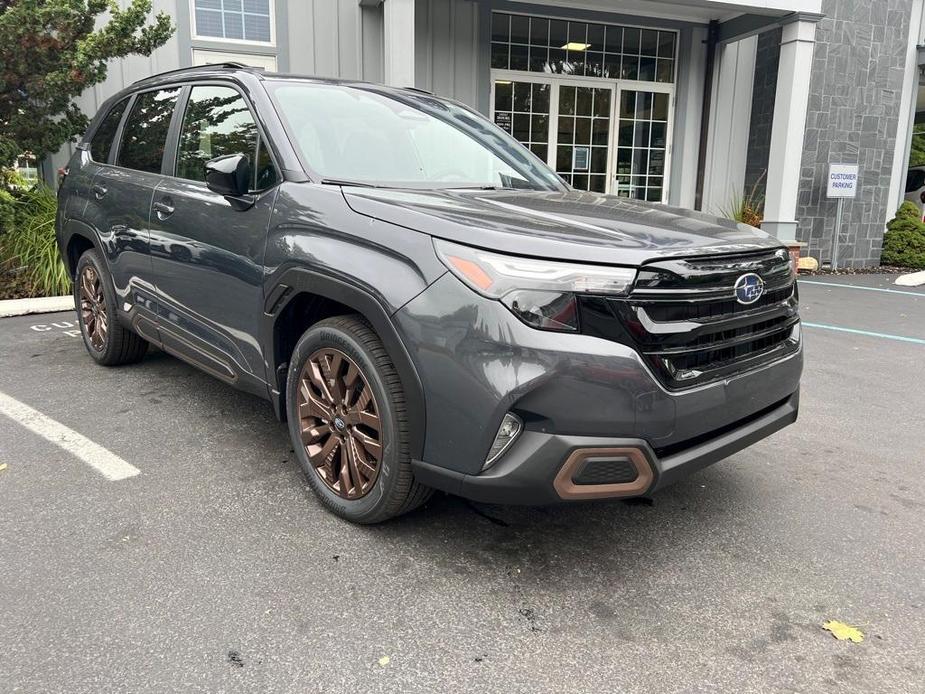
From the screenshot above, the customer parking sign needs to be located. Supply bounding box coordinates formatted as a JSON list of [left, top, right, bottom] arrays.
[[827, 164, 859, 198]]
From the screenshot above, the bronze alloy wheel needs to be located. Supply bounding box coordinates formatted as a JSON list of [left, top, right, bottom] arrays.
[[79, 265, 108, 351], [297, 347, 383, 499]]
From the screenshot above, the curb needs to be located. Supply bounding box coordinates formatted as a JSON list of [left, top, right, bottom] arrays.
[[895, 270, 925, 288], [0, 295, 73, 318]]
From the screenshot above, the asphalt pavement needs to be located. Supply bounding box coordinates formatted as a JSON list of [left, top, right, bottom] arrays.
[[0, 276, 923, 693]]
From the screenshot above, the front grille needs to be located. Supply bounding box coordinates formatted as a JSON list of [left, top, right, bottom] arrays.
[[579, 248, 801, 389]]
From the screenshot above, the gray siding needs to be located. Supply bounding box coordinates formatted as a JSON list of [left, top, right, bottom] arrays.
[[743, 27, 781, 203], [796, 0, 915, 266], [414, 0, 480, 105], [287, 0, 382, 81]]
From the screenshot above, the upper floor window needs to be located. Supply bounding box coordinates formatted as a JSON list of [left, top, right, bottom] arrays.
[[192, 0, 273, 44], [491, 12, 676, 83]]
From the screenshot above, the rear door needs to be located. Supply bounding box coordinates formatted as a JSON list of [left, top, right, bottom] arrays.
[[149, 82, 279, 382], [84, 86, 183, 332], [63, 96, 130, 223]]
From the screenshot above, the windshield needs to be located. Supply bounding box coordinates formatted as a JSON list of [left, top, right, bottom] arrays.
[[266, 80, 564, 191]]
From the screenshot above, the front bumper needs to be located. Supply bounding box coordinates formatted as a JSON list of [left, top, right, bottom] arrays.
[[394, 272, 803, 503], [411, 390, 798, 504]]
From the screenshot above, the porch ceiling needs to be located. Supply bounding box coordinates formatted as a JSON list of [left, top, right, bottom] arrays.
[[508, 0, 823, 24]]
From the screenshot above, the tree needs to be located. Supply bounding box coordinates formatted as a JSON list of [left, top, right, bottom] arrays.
[[0, 0, 174, 167]]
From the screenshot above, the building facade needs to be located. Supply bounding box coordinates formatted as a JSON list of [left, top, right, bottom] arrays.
[[49, 0, 925, 267]]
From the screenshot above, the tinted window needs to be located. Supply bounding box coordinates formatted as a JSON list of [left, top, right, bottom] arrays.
[[906, 169, 925, 193], [118, 87, 181, 173], [89, 98, 128, 163], [176, 85, 276, 189]]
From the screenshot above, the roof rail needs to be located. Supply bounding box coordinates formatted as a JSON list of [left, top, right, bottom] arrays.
[[131, 62, 254, 85]]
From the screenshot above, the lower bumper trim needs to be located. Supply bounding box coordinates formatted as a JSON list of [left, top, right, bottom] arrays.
[[411, 389, 799, 505]]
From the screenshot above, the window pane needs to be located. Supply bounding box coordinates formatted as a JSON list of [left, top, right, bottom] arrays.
[[510, 15, 529, 44], [242, 0, 269, 12], [254, 138, 278, 189], [491, 12, 510, 42], [176, 86, 261, 183], [90, 98, 128, 164], [195, 8, 223, 37], [244, 14, 271, 42], [118, 88, 180, 173]]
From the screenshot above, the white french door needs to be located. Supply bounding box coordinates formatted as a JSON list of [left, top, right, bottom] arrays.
[[612, 81, 674, 203], [490, 70, 673, 200]]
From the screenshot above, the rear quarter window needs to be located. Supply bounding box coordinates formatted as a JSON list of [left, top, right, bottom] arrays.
[[89, 98, 129, 164], [117, 87, 182, 174]]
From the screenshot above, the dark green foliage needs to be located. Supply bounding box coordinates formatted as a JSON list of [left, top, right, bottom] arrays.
[[881, 201, 925, 269], [0, 0, 174, 165]]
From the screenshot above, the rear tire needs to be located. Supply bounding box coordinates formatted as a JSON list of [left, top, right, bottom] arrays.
[[74, 249, 147, 366], [286, 315, 431, 523]]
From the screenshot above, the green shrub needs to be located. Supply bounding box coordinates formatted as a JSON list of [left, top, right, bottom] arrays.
[[881, 202, 925, 269], [0, 184, 70, 297]]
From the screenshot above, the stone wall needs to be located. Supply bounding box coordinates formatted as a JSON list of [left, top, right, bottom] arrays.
[[796, 0, 914, 266]]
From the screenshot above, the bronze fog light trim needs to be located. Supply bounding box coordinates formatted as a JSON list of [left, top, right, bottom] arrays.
[[297, 348, 383, 500], [553, 447, 654, 500]]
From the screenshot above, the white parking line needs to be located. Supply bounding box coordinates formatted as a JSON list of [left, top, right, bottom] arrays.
[[0, 390, 140, 481]]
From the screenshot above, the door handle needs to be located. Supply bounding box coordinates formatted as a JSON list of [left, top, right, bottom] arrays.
[[153, 198, 175, 219], [91, 184, 107, 200]]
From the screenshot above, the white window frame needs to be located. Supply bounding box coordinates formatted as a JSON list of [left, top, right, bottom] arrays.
[[490, 69, 675, 201], [190, 0, 276, 47], [192, 48, 277, 71]]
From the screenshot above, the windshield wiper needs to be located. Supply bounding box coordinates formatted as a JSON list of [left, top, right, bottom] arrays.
[[319, 178, 385, 188]]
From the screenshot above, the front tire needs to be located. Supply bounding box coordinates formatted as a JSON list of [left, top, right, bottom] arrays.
[[286, 315, 431, 523], [74, 249, 147, 366]]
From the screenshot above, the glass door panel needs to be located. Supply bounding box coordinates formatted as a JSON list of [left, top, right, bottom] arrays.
[[493, 79, 551, 162], [613, 87, 671, 202], [554, 84, 611, 193]]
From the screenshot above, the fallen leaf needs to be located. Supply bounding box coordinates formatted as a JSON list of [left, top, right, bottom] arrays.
[[378, 656, 390, 667], [822, 620, 864, 643], [0, 463, 7, 472]]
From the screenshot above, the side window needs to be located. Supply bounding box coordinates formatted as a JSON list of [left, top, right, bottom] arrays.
[[117, 87, 181, 173], [176, 85, 278, 190], [89, 98, 128, 163]]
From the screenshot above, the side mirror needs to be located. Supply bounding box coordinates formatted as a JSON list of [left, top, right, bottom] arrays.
[[205, 153, 251, 198]]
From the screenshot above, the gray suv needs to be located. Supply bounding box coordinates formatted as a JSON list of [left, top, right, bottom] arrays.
[[56, 64, 802, 523]]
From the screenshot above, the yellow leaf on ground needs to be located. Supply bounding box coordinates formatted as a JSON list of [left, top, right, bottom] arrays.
[[0, 463, 7, 472], [378, 656, 390, 667], [823, 620, 864, 643]]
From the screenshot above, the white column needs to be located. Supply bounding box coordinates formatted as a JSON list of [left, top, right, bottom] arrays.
[[762, 16, 818, 240], [383, 0, 415, 88]]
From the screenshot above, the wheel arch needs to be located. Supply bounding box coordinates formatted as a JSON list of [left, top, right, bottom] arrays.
[[61, 219, 104, 280], [263, 267, 426, 461]]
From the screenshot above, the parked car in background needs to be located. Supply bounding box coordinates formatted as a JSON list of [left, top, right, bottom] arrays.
[[56, 64, 803, 523], [904, 165, 925, 217]]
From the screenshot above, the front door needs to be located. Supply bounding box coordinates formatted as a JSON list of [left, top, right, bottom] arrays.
[[491, 75, 673, 199], [552, 81, 614, 193], [149, 83, 279, 383], [612, 84, 673, 203]]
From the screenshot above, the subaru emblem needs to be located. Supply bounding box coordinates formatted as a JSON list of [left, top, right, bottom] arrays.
[[734, 273, 764, 305]]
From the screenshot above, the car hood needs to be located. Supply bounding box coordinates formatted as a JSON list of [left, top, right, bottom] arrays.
[[343, 188, 784, 266]]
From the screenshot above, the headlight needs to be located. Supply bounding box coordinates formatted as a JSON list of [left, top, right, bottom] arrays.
[[434, 239, 636, 332]]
